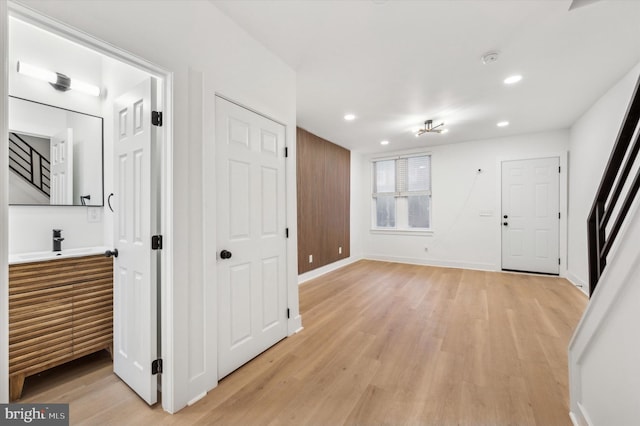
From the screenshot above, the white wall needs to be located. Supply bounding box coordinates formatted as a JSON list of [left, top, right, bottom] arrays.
[[8, 16, 105, 253], [567, 62, 640, 289], [8, 0, 299, 413], [568, 179, 640, 426], [9, 17, 101, 115], [356, 130, 569, 271]]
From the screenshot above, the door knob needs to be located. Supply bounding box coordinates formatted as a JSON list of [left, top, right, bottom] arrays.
[[220, 250, 232, 260], [503, 222, 509, 226], [105, 249, 119, 258]]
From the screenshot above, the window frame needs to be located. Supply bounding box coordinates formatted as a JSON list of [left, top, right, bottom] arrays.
[[370, 152, 433, 235]]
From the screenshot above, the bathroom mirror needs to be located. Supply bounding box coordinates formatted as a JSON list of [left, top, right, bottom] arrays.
[[8, 96, 104, 206]]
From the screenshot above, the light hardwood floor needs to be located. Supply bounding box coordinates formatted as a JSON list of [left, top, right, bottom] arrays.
[[19, 260, 588, 425]]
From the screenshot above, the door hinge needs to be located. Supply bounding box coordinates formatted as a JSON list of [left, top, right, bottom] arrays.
[[558, 212, 561, 219], [558, 166, 561, 173], [152, 358, 163, 375], [285, 147, 288, 158], [152, 111, 163, 127], [151, 235, 163, 250], [558, 258, 561, 265], [286, 228, 289, 238], [287, 308, 290, 319]]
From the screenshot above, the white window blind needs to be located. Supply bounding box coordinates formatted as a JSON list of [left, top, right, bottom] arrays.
[[372, 154, 432, 230]]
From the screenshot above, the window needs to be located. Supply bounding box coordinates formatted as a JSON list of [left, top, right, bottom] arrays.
[[372, 154, 431, 231]]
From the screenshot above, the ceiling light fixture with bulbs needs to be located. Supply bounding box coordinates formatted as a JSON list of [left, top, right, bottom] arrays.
[[416, 119, 445, 136], [17, 61, 101, 97]]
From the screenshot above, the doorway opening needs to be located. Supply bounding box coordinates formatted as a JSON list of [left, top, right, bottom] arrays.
[[4, 3, 172, 409]]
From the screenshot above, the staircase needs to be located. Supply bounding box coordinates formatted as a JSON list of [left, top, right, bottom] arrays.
[[569, 75, 640, 425], [8, 132, 50, 198]]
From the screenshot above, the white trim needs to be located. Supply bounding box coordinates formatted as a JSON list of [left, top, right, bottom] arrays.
[[363, 254, 496, 271], [569, 411, 581, 426], [0, 0, 9, 404], [565, 271, 588, 295], [5, 2, 175, 412], [496, 152, 568, 276], [298, 255, 362, 285]]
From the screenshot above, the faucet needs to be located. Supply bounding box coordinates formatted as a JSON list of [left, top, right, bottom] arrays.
[[53, 229, 64, 252]]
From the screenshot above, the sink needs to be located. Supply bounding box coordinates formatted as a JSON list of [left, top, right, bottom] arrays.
[[9, 246, 110, 264]]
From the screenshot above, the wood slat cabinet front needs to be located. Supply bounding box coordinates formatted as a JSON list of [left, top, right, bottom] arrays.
[[9, 254, 113, 401]]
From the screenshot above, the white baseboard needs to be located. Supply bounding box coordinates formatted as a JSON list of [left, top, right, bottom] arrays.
[[565, 270, 588, 295], [363, 254, 496, 272], [288, 314, 303, 336], [298, 256, 362, 284]]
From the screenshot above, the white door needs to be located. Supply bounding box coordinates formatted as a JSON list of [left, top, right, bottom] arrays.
[[112, 77, 159, 404], [502, 157, 560, 274], [50, 128, 73, 204], [216, 97, 288, 379]]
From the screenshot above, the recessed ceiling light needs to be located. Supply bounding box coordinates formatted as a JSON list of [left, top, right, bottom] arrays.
[[380, 140, 389, 145], [344, 114, 356, 121], [497, 121, 510, 127], [504, 75, 523, 85]]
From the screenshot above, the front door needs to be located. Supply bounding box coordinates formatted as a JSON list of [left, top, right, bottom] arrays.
[[112, 77, 160, 404], [502, 157, 560, 274], [216, 97, 288, 379]]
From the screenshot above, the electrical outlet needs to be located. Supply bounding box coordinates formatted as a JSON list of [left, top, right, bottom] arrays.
[[87, 207, 102, 223], [309, 254, 313, 263], [338, 246, 342, 254]]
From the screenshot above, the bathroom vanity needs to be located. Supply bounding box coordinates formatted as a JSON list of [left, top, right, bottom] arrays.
[[8, 252, 113, 401]]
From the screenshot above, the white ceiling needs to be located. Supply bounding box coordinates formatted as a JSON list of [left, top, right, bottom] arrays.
[[212, 0, 640, 153]]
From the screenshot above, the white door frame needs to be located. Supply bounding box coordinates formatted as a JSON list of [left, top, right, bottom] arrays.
[[0, 0, 10, 405], [0, 3, 175, 411], [496, 152, 568, 278]]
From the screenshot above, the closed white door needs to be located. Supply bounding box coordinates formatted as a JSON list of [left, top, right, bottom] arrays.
[[502, 157, 560, 274], [216, 97, 288, 379], [112, 77, 159, 404], [50, 128, 73, 204]]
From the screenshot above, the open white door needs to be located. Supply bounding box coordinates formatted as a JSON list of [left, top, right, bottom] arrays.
[[50, 128, 73, 204], [216, 97, 288, 379], [502, 157, 560, 274], [112, 77, 159, 404]]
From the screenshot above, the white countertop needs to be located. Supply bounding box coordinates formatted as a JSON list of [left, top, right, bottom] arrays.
[[9, 246, 111, 265]]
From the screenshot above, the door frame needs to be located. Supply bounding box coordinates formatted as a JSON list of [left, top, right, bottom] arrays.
[[496, 152, 568, 277], [0, 2, 175, 411]]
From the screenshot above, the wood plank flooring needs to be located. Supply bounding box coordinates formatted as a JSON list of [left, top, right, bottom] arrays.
[[18, 260, 588, 425]]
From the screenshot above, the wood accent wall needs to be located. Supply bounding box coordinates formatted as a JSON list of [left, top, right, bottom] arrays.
[[297, 127, 350, 274], [9, 255, 113, 400]]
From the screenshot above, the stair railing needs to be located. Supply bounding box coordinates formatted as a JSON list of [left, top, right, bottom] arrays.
[[587, 75, 640, 296], [8, 132, 50, 197]]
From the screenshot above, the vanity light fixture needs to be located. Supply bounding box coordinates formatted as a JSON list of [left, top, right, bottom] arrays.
[[17, 61, 101, 97]]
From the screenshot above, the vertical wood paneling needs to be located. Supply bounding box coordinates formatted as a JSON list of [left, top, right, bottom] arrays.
[[297, 128, 350, 274]]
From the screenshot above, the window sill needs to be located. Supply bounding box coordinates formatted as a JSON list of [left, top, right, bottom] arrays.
[[370, 228, 434, 236]]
